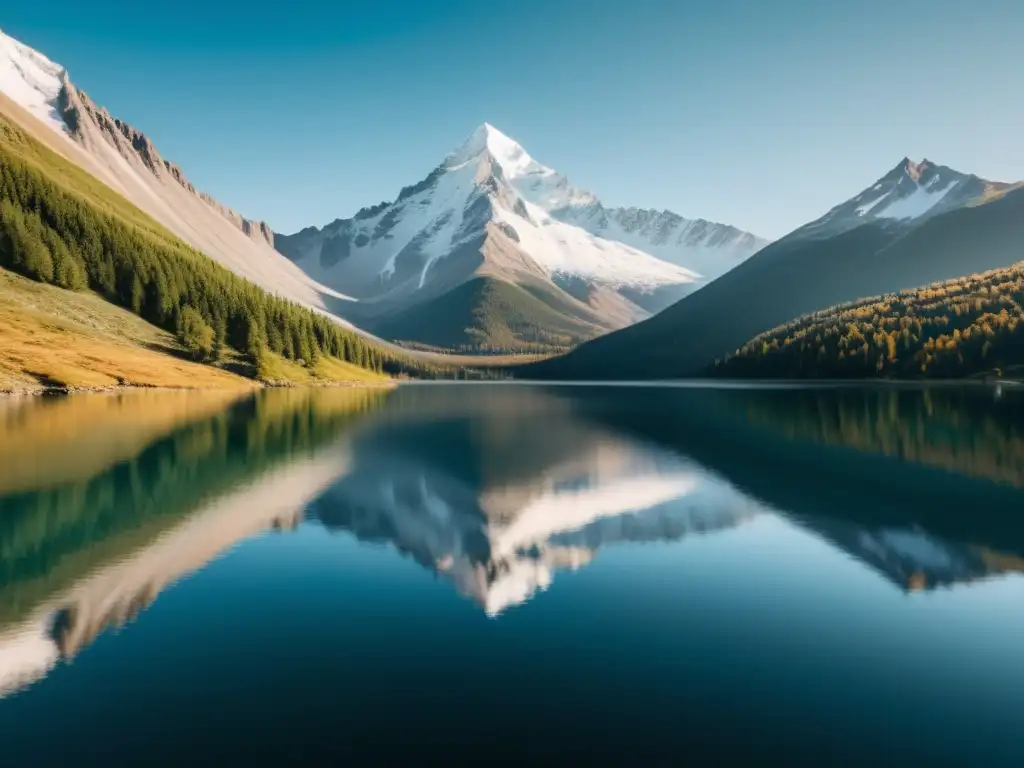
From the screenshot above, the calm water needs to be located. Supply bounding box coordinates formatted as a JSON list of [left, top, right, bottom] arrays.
[[1, 383, 1024, 764]]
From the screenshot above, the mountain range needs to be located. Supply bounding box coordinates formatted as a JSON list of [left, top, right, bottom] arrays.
[[275, 123, 768, 350], [530, 156, 1024, 378], [0, 28, 770, 355], [2, 27, 1024, 377]]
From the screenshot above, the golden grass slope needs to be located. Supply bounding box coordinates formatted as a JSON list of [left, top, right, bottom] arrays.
[[0, 269, 253, 394], [257, 350, 390, 386], [0, 270, 392, 392]]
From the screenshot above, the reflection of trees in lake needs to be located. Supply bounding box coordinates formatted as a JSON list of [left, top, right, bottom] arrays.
[[0, 388, 388, 628], [562, 385, 1024, 560], [729, 387, 1024, 488]]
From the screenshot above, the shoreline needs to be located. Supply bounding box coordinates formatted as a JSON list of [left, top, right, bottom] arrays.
[[2, 376, 1015, 400], [0, 378, 396, 400], [402, 377, 1021, 389]]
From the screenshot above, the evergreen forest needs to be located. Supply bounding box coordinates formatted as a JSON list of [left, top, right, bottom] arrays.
[[713, 262, 1024, 380]]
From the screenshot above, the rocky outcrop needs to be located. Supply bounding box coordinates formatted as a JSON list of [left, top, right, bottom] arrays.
[[60, 82, 276, 247]]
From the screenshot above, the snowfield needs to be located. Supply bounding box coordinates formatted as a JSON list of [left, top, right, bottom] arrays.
[[0, 29, 67, 136]]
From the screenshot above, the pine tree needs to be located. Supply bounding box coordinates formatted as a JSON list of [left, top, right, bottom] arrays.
[[178, 307, 215, 361]]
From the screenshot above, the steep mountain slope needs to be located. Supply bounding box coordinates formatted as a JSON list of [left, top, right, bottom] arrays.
[[527, 158, 1024, 379], [0, 78, 392, 385], [0, 28, 343, 314], [277, 123, 767, 349]]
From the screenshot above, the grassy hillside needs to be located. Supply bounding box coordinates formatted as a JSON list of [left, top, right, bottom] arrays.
[[371, 276, 599, 353], [0, 109, 396, 385], [0, 269, 252, 393], [256, 348, 388, 385], [713, 261, 1024, 379], [525, 188, 1024, 380]]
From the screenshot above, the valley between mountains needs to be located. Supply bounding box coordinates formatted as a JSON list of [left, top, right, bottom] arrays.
[[2, 26, 1024, 390]]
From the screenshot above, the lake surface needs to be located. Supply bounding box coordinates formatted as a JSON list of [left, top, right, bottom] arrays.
[[1, 383, 1023, 764]]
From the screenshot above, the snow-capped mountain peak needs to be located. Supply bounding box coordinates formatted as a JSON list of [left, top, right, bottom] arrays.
[[795, 156, 1019, 242], [851, 157, 964, 221], [446, 123, 599, 211], [448, 123, 534, 176], [0, 29, 69, 135], [444, 124, 772, 275], [277, 122, 707, 306], [277, 121, 769, 324]]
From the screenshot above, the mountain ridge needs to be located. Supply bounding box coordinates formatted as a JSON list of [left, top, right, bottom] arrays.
[[790, 156, 1020, 242], [0, 28, 341, 314], [527, 157, 1024, 379]]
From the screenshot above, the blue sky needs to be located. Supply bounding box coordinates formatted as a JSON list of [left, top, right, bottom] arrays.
[[3, 0, 1022, 238]]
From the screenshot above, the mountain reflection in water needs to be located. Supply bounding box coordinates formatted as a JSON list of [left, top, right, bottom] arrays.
[[1, 383, 1023, 710]]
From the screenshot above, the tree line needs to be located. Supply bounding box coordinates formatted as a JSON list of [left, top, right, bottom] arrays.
[[713, 261, 1024, 379]]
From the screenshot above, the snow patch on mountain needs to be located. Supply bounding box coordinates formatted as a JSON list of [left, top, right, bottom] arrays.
[[872, 176, 956, 220], [373, 157, 481, 284], [0, 29, 68, 135], [572, 206, 769, 278], [492, 197, 699, 289], [854, 192, 891, 217], [851, 167, 957, 222], [463, 123, 599, 211], [440, 124, 698, 288]]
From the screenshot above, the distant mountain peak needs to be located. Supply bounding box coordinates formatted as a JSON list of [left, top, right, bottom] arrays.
[[791, 155, 1009, 240], [276, 120, 769, 341], [891, 156, 947, 183]]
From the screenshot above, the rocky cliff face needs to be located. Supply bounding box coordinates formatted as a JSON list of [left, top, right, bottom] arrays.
[[58, 79, 276, 248]]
